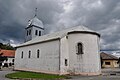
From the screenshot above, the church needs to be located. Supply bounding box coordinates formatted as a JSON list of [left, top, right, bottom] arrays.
[[14, 14, 101, 75]]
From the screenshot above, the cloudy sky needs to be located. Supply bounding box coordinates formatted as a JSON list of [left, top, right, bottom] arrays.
[[0, 0, 120, 51]]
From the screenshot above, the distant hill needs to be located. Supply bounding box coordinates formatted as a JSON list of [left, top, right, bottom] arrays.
[[0, 43, 15, 50]]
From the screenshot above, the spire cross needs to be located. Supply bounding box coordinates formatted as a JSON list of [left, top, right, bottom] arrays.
[[35, 8, 37, 17]]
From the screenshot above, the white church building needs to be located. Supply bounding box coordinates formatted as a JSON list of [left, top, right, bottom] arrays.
[[14, 15, 101, 75]]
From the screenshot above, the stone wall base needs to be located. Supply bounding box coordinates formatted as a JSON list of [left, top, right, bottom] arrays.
[[14, 68, 101, 76]]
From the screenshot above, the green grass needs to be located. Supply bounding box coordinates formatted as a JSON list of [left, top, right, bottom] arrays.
[[5, 71, 69, 79]]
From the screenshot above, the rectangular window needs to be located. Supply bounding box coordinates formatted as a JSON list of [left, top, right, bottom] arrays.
[[27, 31, 28, 36], [29, 29, 31, 35], [21, 51, 23, 58], [105, 62, 110, 65], [35, 30, 38, 35], [65, 59, 68, 66], [39, 31, 41, 36]]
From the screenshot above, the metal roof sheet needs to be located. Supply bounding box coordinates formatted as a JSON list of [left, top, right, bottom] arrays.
[[17, 25, 100, 47]]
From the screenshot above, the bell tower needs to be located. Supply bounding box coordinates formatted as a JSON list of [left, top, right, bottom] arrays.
[[25, 8, 44, 42]]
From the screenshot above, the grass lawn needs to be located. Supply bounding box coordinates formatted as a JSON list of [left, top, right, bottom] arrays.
[[5, 71, 70, 79]]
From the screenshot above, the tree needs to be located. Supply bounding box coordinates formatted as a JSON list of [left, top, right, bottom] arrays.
[[0, 53, 8, 69], [0, 42, 15, 50], [0, 43, 3, 48]]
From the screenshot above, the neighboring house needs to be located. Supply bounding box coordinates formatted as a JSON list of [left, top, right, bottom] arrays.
[[15, 14, 101, 75], [0, 49, 15, 66], [100, 52, 119, 68]]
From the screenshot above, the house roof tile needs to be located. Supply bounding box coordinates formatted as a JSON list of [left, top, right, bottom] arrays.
[[0, 49, 15, 57], [100, 52, 118, 60]]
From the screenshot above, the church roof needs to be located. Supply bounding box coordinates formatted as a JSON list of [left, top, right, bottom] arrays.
[[28, 16, 44, 28], [17, 25, 100, 48]]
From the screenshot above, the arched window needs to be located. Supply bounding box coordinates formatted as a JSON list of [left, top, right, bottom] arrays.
[[37, 49, 40, 58], [35, 30, 38, 35], [77, 43, 83, 55], [28, 51, 31, 58], [21, 51, 23, 58]]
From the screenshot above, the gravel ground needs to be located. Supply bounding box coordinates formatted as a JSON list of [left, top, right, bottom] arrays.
[[1, 67, 120, 80], [0, 67, 15, 80], [68, 68, 120, 80], [68, 75, 120, 80]]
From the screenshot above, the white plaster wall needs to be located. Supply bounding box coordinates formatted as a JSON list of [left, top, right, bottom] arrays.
[[15, 40, 60, 74], [32, 27, 44, 38], [68, 33, 101, 75], [60, 36, 69, 74], [7, 58, 14, 63], [2, 58, 14, 66], [25, 26, 44, 42]]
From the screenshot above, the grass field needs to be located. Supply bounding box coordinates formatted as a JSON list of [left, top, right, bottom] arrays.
[[5, 71, 69, 79]]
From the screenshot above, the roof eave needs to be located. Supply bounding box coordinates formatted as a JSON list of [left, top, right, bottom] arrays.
[[16, 37, 60, 48], [67, 31, 100, 37], [102, 59, 118, 60]]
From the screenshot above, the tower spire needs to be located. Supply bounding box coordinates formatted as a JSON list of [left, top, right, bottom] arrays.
[[34, 8, 37, 17], [25, 8, 44, 42]]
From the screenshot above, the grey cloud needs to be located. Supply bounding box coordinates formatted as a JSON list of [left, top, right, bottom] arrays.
[[0, 0, 120, 51], [0, 0, 64, 44], [58, 0, 120, 50]]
